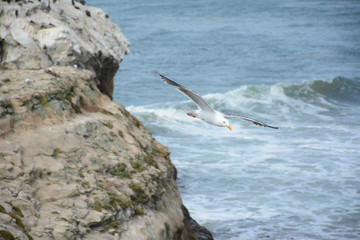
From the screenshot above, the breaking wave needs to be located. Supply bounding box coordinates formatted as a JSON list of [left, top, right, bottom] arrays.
[[127, 77, 359, 131]]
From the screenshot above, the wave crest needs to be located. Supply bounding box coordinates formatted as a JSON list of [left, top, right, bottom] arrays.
[[127, 77, 358, 130], [204, 77, 359, 111]]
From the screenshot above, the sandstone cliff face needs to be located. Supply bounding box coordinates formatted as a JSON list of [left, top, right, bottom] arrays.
[[0, 0, 129, 99], [0, 67, 211, 239]]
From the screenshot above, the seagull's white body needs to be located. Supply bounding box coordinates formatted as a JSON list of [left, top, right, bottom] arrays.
[[186, 108, 229, 127], [159, 74, 278, 130]]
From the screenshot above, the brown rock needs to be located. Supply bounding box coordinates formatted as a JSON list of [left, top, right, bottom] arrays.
[[0, 68, 213, 240]]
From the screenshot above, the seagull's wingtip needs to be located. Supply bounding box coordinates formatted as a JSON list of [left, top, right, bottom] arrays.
[[158, 73, 167, 81]]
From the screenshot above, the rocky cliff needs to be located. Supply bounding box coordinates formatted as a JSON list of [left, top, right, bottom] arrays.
[[0, 1, 213, 240]]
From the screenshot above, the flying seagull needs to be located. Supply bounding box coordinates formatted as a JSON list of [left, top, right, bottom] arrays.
[[159, 74, 278, 130]]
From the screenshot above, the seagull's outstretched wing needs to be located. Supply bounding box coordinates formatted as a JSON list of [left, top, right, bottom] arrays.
[[159, 74, 215, 113], [225, 112, 279, 129]]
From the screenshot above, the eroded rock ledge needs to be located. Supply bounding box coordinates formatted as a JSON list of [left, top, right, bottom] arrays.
[[0, 67, 213, 239], [0, 0, 129, 99]]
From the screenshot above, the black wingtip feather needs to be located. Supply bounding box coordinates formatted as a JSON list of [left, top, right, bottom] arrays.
[[159, 74, 183, 88]]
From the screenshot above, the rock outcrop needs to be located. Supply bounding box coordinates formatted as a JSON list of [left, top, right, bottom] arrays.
[[0, 1, 213, 240], [0, 0, 129, 99], [0, 67, 212, 239]]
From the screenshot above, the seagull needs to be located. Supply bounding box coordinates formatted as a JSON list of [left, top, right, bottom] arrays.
[[159, 74, 278, 130], [25, 78, 33, 86], [45, 67, 60, 77]]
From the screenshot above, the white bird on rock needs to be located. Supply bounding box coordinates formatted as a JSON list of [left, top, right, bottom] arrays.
[[159, 74, 278, 130], [25, 78, 33, 86]]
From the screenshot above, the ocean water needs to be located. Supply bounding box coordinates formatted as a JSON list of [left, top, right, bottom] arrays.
[[88, 1, 360, 239]]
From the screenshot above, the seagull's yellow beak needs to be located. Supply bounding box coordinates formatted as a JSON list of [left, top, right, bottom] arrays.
[[227, 125, 232, 130]]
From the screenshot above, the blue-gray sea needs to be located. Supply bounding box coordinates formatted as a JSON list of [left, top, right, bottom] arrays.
[[88, 1, 360, 239]]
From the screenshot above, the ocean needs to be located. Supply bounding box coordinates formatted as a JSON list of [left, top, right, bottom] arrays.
[[88, 1, 360, 239]]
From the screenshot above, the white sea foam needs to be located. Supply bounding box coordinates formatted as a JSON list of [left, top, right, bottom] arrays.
[[126, 80, 360, 239]]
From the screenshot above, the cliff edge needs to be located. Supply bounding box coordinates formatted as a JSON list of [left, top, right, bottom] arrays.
[[0, 1, 213, 240]]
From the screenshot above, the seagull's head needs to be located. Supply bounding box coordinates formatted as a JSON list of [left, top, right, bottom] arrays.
[[224, 119, 232, 130], [216, 114, 231, 130]]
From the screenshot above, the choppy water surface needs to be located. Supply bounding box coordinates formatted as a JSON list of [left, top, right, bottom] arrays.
[[88, 0, 360, 239]]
